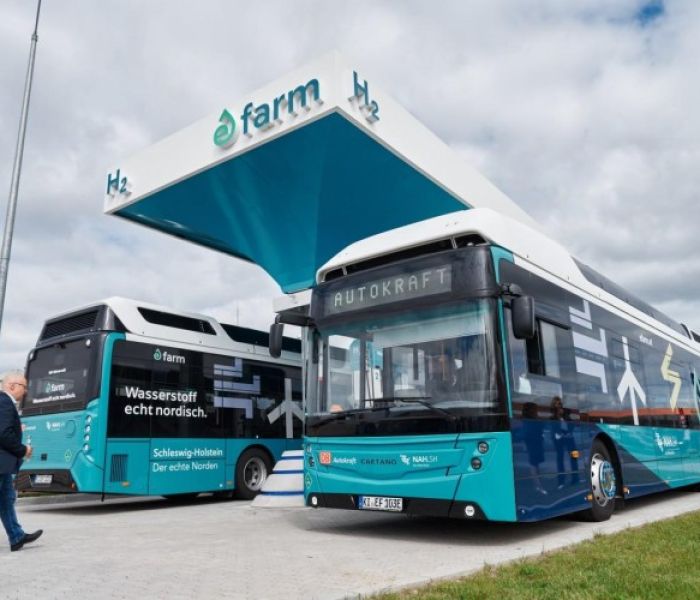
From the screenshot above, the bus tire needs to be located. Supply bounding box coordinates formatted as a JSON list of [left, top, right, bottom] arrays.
[[581, 440, 617, 522], [235, 448, 272, 500]]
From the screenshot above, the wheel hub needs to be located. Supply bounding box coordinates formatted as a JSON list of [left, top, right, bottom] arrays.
[[243, 457, 267, 491], [591, 453, 616, 507]]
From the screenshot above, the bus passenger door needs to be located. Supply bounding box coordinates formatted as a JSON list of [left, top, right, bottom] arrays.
[[506, 308, 583, 514]]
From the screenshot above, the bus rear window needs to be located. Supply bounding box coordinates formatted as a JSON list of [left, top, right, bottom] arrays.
[[24, 338, 101, 415]]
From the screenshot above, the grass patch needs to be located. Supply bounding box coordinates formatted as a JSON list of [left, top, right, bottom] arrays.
[[375, 510, 700, 599]]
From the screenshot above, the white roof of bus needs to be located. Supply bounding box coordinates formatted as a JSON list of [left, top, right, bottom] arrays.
[[317, 208, 697, 351], [318, 209, 577, 284], [47, 297, 301, 361]]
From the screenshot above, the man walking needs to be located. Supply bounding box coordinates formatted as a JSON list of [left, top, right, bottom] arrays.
[[0, 370, 42, 551]]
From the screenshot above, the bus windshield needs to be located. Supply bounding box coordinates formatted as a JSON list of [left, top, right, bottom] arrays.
[[307, 298, 506, 436], [24, 335, 103, 416]]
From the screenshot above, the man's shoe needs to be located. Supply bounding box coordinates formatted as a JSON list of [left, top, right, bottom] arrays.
[[9, 530, 42, 551], [23, 530, 43, 545], [10, 538, 24, 552]]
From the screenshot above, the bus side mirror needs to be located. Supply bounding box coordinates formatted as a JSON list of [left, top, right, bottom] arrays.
[[269, 322, 284, 358], [512, 296, 536, 339]]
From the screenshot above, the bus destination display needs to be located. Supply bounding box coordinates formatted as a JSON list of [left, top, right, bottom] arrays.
[[323, 264, 452, 316]]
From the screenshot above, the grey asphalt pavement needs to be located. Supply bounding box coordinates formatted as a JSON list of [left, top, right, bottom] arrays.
[[3, 490, 700, 599]]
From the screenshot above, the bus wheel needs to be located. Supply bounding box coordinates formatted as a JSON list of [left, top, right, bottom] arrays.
[[235, 448, 272, 500], [582, 440, 617, 522]]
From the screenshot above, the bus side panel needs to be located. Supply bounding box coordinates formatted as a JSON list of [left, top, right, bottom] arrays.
[[599, 424, 700, 492], [103, 439, 150, 495], [498, 256, 700, 520], [148, 438, 227, 496]]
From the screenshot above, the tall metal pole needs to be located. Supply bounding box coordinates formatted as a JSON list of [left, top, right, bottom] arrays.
[[0, 0, 42, 336]]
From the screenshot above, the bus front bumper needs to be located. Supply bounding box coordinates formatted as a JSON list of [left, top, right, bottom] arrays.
[[306, 491, 488, 519]]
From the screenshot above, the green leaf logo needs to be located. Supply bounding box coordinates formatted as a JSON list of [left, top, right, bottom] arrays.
[[153, 349, 162, 361], [213, 108, 237, 148]]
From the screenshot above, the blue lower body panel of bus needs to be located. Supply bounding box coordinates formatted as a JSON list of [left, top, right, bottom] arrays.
[[306, 424, 700, 523], [101, 438, 296, 495], [18, 415, 298, 496], [511, 421, 700, 522], [304, 432, 518, 522]]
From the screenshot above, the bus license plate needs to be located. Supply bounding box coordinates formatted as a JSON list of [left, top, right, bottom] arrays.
[[33, 474, 52, 485], [358, 496, 403, 512]]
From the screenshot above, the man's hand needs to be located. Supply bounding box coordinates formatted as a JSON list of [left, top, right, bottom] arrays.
[[24, 445, 33, 459]]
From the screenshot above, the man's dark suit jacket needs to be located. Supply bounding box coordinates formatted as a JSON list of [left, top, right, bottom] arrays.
[[0, 391, 25, 475]]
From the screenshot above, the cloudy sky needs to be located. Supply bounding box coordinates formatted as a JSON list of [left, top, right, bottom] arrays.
[[0, 0, 697, 369]]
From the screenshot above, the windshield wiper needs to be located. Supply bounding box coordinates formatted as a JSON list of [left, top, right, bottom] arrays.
[[385, 396, 459, 422], [309, 405, 395, 427], [310, 396, 459, 427]]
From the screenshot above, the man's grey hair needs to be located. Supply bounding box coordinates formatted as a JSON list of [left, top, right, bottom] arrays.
[[0, 369, 25, 388]]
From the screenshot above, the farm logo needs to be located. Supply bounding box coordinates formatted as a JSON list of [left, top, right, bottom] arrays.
[[153, 348, 185, 364], [214, 78, 321, 149], [44, 382, 66, 394]]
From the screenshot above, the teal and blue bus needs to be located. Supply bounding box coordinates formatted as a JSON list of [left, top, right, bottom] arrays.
[[17, 297, 302, 499], [275, 208, 700, 522]]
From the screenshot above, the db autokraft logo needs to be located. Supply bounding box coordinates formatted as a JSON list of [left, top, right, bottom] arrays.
[[319, 451, 332, 465]]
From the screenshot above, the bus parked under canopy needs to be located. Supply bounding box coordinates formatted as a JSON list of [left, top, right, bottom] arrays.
[[273, 208, 700, 522], [17, 298, 302, 500]]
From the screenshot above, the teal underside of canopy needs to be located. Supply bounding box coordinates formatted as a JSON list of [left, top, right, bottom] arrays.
[[116, 112, 470, 292]]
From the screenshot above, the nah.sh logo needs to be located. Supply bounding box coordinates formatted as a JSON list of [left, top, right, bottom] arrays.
[[319, 451, 332, 465]]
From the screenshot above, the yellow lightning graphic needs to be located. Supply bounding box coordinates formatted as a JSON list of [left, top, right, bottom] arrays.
[[661, 344, 682, 409]]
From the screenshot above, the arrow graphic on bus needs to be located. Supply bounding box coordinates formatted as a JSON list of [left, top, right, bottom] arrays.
[[616, 336, 647, 426], [267, 378, 303, 438], [660, 344, 682, 410]]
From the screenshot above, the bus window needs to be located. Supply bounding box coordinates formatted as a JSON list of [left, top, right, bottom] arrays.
[[506, 308, 576, 419], [25, 337, 102, 416]]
